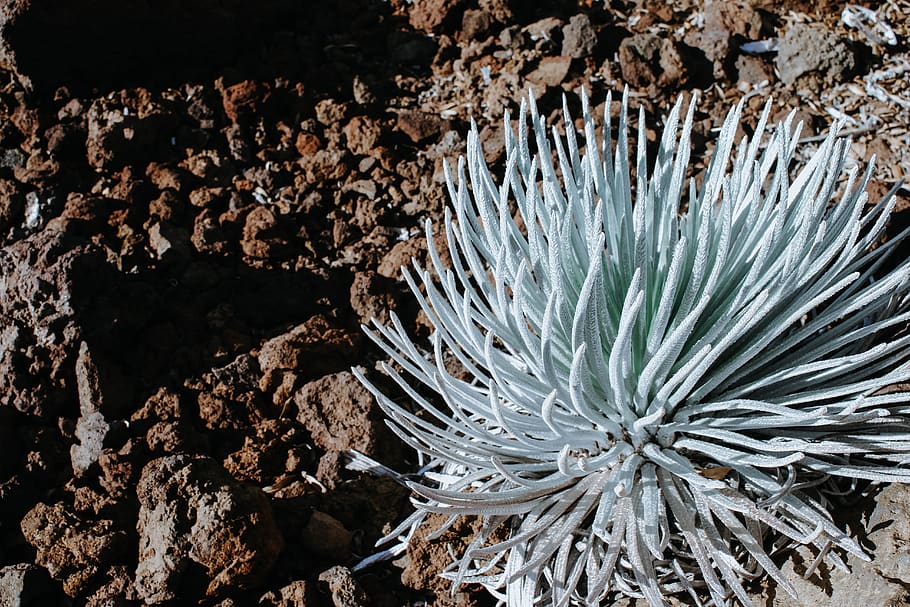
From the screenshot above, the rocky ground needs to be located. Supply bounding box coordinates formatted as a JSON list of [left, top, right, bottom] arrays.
[[0, 0, 910, 606]]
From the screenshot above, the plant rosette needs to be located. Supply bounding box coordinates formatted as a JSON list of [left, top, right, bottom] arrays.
[[356, 88, 910, 607]]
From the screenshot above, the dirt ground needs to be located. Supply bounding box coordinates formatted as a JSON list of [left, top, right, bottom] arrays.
[[1, 0, 910, 606]]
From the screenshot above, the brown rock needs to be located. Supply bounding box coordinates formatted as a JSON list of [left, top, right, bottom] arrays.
[[146, 162, 192, 192], [397, 513, 504, 603], [703, 0, 764, 39], [618, 33, 687, 90], [408, 0, 465, 33], [295, 132, 321, 156], [145, 419, 207, 455], [317, 567, 368, 607], [148, 190, 184, 223], [241, 206, 291, 259], [223, 419, 307, 484], [523, 17, 564, 52], [735, 54, 774, 85], [258, 580, 318, 607], [191, 208, 231, 255], [84, 565, 141, 607], [349, 270, 398, 325], [343, 116, 381, 156], [85, 97, 173, 171], [0, 178, 25, 231], [684, 29, 731, 79], [294, 370, 383, 455], [460, 9, 492, 42], [300, 511, 353, 561], [135, 455, 284, 603], [196, 354, 265, 431], [44, 122, 85, 160], [98, 439, 144, 498], [526, 55, 572, 88], [397, 110, 443, 144], [182, 151, 229, 182], [257, 314, 359, 380], [242, 205, 278, 241], [561, 13, 597, 58], [314, 98, 351, 127], [0, 230, 109, 417], [377, 236, 430, 278], [20, 502, 128, 597], [299, 148, 350, 183], [221, 80, 269, 124], [148, 221, 191, 260]]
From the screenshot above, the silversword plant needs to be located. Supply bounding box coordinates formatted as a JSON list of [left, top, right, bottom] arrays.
[[354, 89, 910, 607]]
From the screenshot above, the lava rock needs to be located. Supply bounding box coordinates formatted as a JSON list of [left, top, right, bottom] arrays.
[[85, 97, 174, 171], [257, 314, 359, 382], [868, 484, 910, 582], [294, 370, 385, 456], [618, 33, 687, 90], [220, 80, 270, 125], [0, 230, 109, 416], [703, 0, 765, 39], [223, 419, 308, 484], [772, 544, 907, 607], [735, 54, 775, 85], [349, 270, 398, 325], [20, 502, 128, 597], [300, 511, 353, 561], [683, 29, 731, 79], [0, 177, 25, 232], [135, 455, 284, 603], [526, 55, 572, 89], [460, 9, 492, 43], [317, 567, 368, 607], [148, 221, 192, 261], [561, 13, 597, 59], [408, 0, 465, 34], [0, 563, 62, 606], [343, 116, 381, 156], [776, 23, 861, 89], [396, 109, 443, 144], [258, 580, 318, 607]]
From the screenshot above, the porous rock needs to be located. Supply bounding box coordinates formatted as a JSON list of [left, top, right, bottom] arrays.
[[776, 23, 859, 89], [408, 0, 465, 33], [867, 483, 910, 583], [766, 543, 907, 607], [397, 109, 443, 144], [0, 230, 109, 416], [85, 96, 174, 171], [257, 314, 359, 380], [703, 0, 764, 39], [135, 455, 284, 603], [618, 33, 687, 90], [0, 563, 61, 606], [258, 580, 318, 607], [20, 502, 128, 597], [317, 566, 368, 607], [294, 370, 384, 456], [349, 270, 398, 325], [561, 13, 597, 59], [70, 342, 111, 476]]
